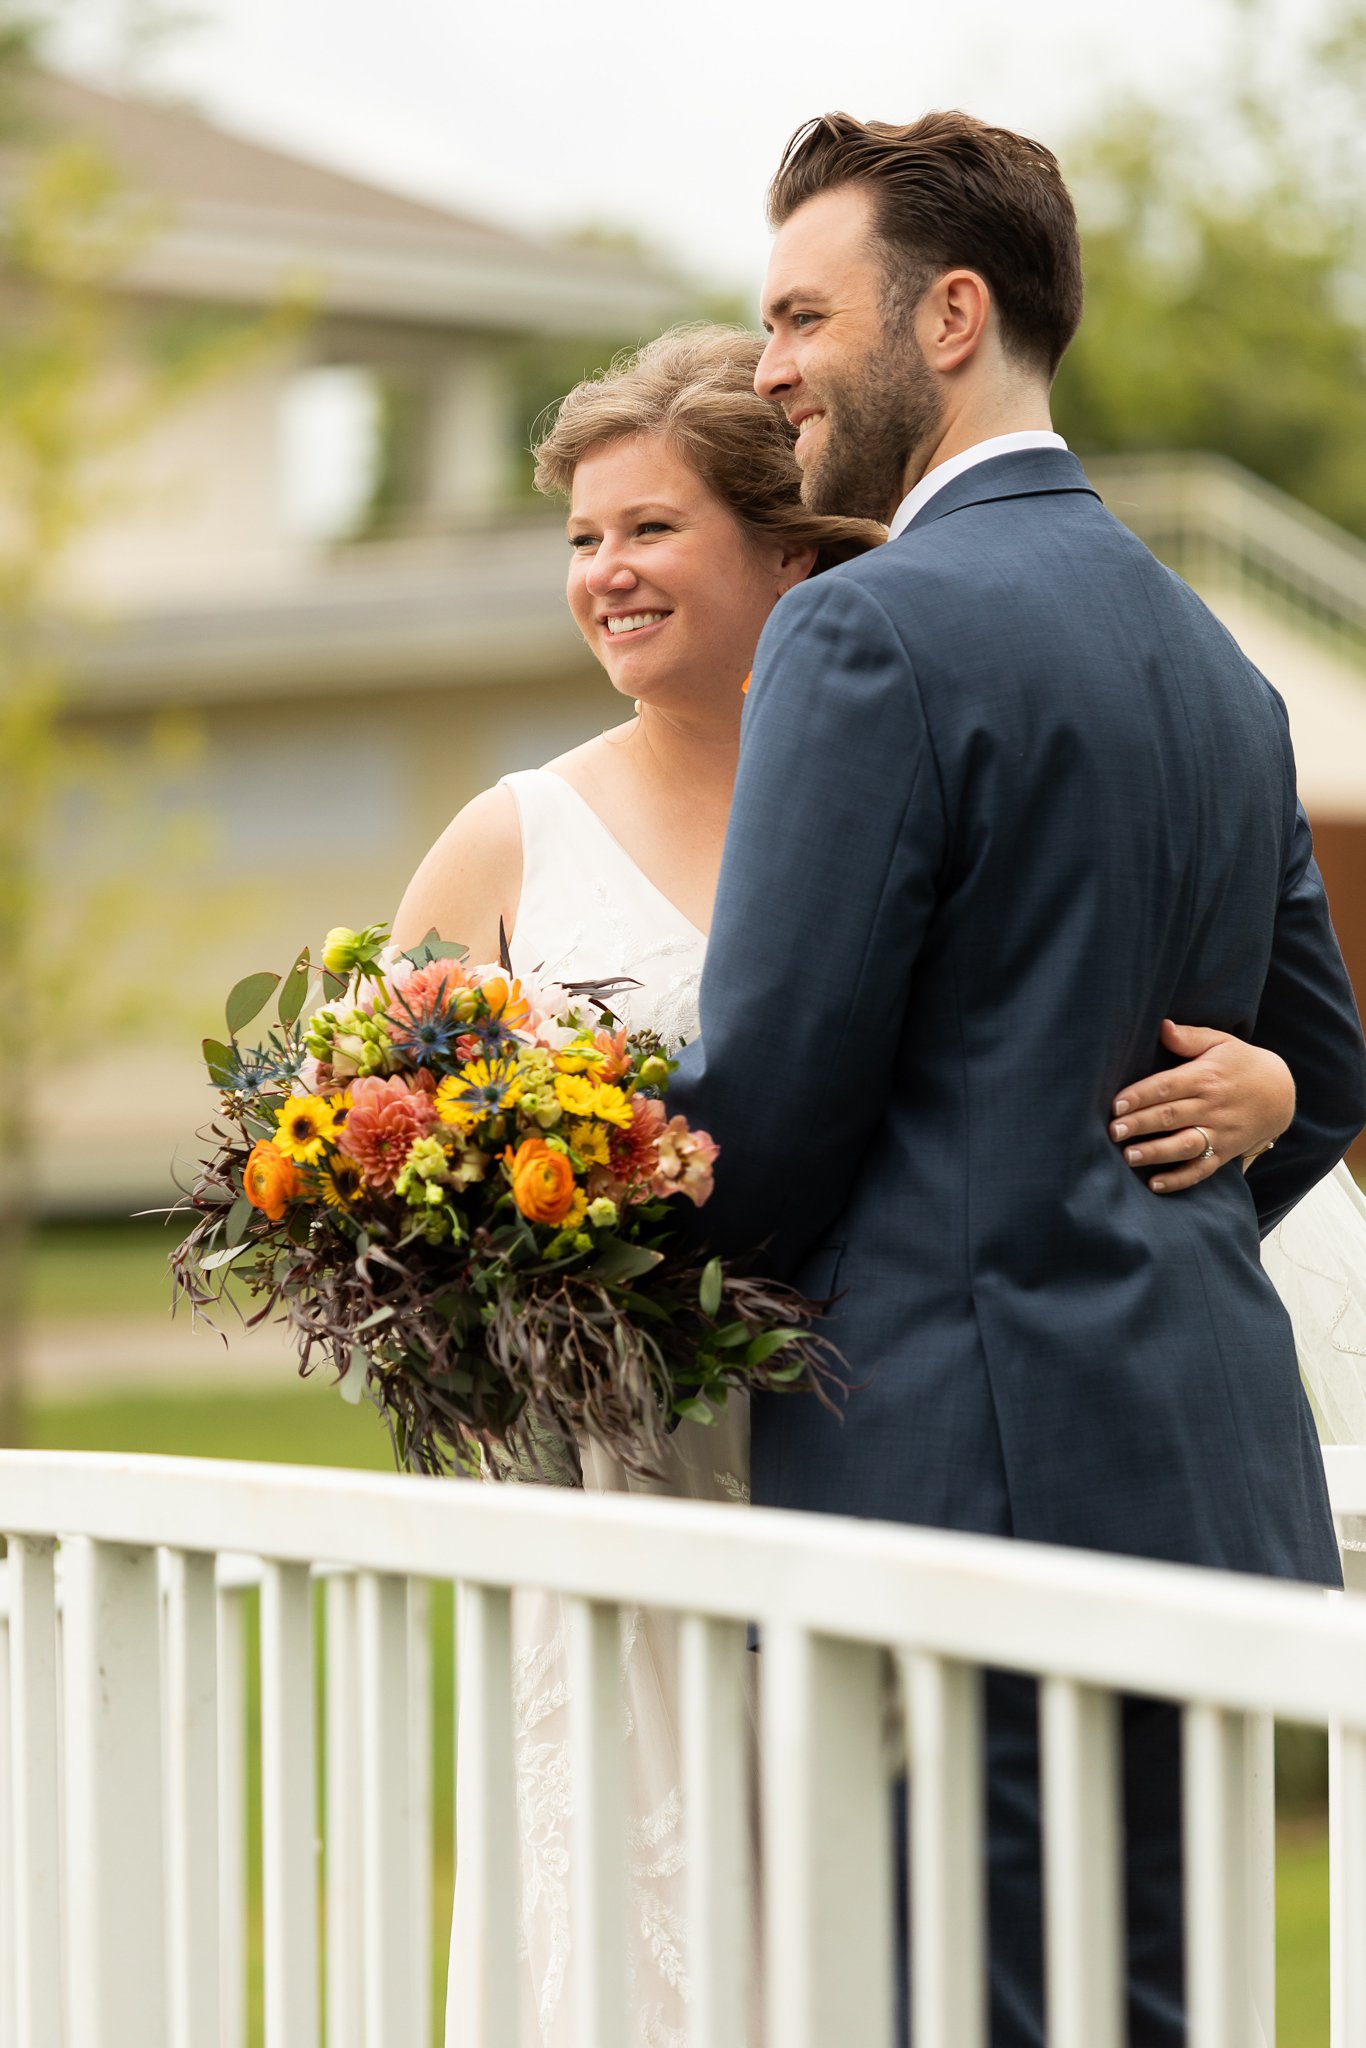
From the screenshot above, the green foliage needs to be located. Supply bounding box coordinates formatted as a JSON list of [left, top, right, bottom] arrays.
[[1056, 0, 1366, 536]]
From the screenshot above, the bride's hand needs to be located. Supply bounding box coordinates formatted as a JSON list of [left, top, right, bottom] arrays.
[[1109, 1019, 1295, 1194]]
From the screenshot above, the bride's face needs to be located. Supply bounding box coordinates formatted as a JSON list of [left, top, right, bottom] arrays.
[[566, 432, 797, 714]]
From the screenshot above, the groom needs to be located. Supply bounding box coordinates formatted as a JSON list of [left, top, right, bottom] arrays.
[[669, 111, 1366, 2044]]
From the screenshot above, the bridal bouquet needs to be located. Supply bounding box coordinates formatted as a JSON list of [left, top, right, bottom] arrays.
[[170, 922, 839, 1479]]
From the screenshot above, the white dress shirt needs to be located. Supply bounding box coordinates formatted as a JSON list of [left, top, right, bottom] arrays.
[[887, 429, 1069, 540]]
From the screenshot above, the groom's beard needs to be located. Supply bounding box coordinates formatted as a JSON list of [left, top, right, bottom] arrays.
[[799, 330, 944, 526]]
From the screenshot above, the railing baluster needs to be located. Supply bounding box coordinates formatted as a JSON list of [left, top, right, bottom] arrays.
[[407, 1577, 434, 2048], [164, 1550, 219, 2048], [62, 1537, 167, 2048], [1, 1593, 18, 2048], [568, 1595, 628, 2048], [762, 1624, 894, 2048], [680, 1612, 750, 2048], [215, 1581, 248, 2048], [1330, 1721, 1366, 2048], [7, 1537, 62, 2048], [903, 1652, 986, 2048], [1245, 1714, 1276, 2048], [324, 1573, 362, 2048], [260, 1560, 318, 2048], [1040, 1675, 1123, 2048], [357, 1572, 414, 2048], [446, 1584, 517, 2048], [1183, 1703, 1250, 2048]]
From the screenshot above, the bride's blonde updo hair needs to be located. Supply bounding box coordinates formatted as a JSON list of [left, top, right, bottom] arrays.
[[532, 324, 886, 574]]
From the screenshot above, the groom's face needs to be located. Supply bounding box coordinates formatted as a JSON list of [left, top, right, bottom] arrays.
[[758, 183, 943, 524]]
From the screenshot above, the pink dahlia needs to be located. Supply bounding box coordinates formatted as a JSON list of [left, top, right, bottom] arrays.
[[397, 959, 470, 1016], [609, 1096, 666, 1202], [651, 1116, 719, 1207], [344, 1075, 439, 1193]]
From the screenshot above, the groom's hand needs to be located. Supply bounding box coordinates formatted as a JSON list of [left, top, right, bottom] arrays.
[[1109, 1019, 1295, 1192]]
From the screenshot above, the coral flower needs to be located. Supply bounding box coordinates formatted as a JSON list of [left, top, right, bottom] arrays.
[[507, 1137, 577, 1226], [274, 1094, 334, 1166], [652, 1116, 719, 1206], [344, 1075, 439, 1193], [609, 1095, 666, 1200], [242, 1140, 298, 1223], [592, 1027, 632, 1083]]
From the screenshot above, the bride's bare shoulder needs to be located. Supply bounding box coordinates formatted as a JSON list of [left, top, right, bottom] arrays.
[[392, 782, 521, 958]]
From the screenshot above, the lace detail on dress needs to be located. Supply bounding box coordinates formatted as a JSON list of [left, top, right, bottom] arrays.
[[446, 768, 755, 2048]]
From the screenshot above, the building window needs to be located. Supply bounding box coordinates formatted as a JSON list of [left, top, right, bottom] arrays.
[[279, 366, 384, 543]]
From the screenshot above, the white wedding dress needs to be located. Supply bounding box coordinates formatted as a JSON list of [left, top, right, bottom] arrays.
[[444, 769, 1366, 2048], [445, 769, 754, 2048]]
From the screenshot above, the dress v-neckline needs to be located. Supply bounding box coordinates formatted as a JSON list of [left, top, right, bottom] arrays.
[[540, 770, 710, 944]]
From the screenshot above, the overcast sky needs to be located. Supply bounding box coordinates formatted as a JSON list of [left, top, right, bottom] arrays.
[[51, 0, 1329, 294]]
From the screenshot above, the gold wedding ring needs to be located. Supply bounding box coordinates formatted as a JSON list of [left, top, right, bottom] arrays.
[[1194, 1126, 1216, 1164]]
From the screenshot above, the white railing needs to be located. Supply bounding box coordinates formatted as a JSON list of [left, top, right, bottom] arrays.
[[1089, 453, 1366, 670], [3, 1446, 1366, 2047]]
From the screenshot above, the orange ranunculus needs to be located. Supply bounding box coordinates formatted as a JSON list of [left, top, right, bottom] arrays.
[[479, 976, 532, 1030], [242, 1139, 299, 1223], [508, 1136, 577, 1226]]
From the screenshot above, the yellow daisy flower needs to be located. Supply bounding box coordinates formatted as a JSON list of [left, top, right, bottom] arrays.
[[589, 1082, 634, 1130], [437, 1058, 522, 1133], [554, 1039, 604, 1076], [318, 1153, 365, 1212], [568, 1119, 611, 1167], [326, 1090, 352, 1138], [564, 1189, 589, 1230], [554, 1072, 599, 1119], [274, 1094, 333, 1165]]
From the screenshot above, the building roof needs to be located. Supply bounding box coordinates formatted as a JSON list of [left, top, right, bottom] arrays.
[[2, 70, 684, 335]]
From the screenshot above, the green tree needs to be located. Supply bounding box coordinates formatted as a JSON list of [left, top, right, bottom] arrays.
[[1055, 0, 1366, 537], [0, 16, 293, 1441]]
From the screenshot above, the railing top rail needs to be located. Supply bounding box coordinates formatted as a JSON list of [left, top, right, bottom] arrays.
[[3, 1448, 1365, 1727], [1086, 451, 1366, 632]]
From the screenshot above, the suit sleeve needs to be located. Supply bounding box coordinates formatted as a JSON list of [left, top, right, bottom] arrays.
[[1247, 796, 1366, 1234], [667, 570, 947, 1280]]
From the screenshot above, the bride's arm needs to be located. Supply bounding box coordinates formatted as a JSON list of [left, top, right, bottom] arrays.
[[1108, 1019, 1294, 1193], [391, 783, 522, 962]]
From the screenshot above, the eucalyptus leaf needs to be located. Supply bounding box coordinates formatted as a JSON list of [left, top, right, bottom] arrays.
[[322, 969, 347, 1001], [202, 1037, 237, 1087], [674, 1397, 716, 1426], [584, 1240, 666, 1286], [277, 949, 310, 1028], [225, 971, 280, 1038], [224, 1194, 254, 1246], [712, 1320, 750, 1349], [698, 1257, 724, 1319], [400, 928, 469, 968], [356, 1305, 397, 1332], [199, 1241, 255, 1271], [745, 1328, 802, 1369]]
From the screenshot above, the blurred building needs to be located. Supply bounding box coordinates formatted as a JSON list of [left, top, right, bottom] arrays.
[[5, 75, 683, 1210], [9, 86, 1365, 1208]]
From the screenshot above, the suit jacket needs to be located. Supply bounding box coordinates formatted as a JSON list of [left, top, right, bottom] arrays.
[[668, 449, 1366, 1586]]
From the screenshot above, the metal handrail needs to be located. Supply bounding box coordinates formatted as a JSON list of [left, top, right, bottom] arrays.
[[1089, 452, 1366, 669]]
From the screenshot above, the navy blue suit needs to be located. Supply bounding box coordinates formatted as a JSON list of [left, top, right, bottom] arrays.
[[669, 449, 1366, 2042]]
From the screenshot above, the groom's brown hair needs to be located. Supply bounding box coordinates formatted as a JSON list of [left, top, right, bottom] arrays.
[[767, 111, 1083, 377]]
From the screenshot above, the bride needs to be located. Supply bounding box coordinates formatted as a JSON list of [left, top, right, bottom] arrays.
[[393, 324, 1366, 2046]]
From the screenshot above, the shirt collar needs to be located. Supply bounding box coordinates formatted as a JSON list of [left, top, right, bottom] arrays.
[[887, 430, 1069, 540]]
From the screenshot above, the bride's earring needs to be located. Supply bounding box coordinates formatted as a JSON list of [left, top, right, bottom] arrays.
[[634, 699, 643, 715]]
